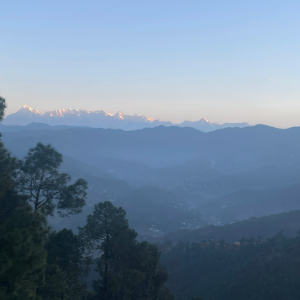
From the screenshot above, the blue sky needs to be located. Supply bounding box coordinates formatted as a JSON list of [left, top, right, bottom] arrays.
[[1, 0, 300, 127]]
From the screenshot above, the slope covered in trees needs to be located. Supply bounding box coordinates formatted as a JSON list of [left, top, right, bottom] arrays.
[[0, 97, 173, 300], [164, 209, 300, 243], [4, 121, 300, 231], [162, 233, 300, 300], [4, 123, 300, 177], [3, 95, 300, 299], [47, 172, 202, 238]]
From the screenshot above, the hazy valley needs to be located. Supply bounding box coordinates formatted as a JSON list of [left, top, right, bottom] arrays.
[[3, 3, 299, 299], [3, 113, 300, 300], [3, 121, 300, 237]]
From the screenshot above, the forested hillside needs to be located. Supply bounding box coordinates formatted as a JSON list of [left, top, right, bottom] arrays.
[[3, 96, 300, 300], [0, 97, 174, 300], [161, 233, 300, 300], [48, 171, 203, 238], [164, 209, 300, 243], [3, 122, 300, 229], [3, 1, 299, 299], [3, 123, 300, 175]]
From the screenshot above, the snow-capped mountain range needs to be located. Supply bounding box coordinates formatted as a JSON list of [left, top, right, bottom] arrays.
[[2, 105, 249, 132]]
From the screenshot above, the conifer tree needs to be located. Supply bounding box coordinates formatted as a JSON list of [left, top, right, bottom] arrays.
[[0, 97, 17, 202], [0, 204, 48, 300], [0, 97, 48, 299], [37, 229, 92, 300], [0, 96, 6, 122], [80, 201, 136, 300], [80, 201, 174, 300], [17, 143, 88, 216]]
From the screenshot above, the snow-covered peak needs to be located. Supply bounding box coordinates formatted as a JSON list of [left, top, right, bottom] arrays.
[[19, 105, 41, 115], [147, 117, 155, 122], [202, 117, 212, 124], [95, 110, 113, 116], [114, 111, 124, 120], [4, 105, 249, 131]]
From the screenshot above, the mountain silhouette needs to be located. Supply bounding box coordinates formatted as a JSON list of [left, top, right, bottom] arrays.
[[3, 105, 249, 132]]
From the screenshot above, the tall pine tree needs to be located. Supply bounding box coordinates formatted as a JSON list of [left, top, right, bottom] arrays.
[[0, 97, 48, 300], [17, 143, 87, 216], [80, 201, 174, 300]]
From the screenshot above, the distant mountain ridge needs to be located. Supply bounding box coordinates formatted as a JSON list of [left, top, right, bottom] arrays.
[[3, 105, 249, 132]]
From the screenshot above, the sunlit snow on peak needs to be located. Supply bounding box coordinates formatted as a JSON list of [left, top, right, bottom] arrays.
[[20, 105, 41, 115], [5, 105, 249, 131]]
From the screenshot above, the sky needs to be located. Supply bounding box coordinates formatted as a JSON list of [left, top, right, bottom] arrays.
[[1, 0, 300, 127]]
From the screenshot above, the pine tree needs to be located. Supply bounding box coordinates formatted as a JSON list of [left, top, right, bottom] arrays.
[[17, 143, 87, 216], [0, 204, 48, 300], [0, 96, 6, 122], [37, 229, 91, 300], [0, 97, 17, 202], [80, 201, 136, 300], [0, 97, 48, 300], [80, 201, 174, 300]]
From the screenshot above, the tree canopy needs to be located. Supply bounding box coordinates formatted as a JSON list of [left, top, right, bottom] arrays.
[[0, 97, 172, 299], [37, 229, 91, 300], [0, 96, 6, 121], [162, 233, 300, 300], [17, 142, 87, 216], [80, 201, 174, 300], [0, 200, 48, 299]]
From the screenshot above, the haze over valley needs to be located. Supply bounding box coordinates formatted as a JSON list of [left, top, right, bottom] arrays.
[[2, 1, 300, 299], [3, 104, 300, 299], [3, 119, 300, 237]]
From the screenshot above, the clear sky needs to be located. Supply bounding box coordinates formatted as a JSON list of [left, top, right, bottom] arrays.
[[1, 0, 300, 127]]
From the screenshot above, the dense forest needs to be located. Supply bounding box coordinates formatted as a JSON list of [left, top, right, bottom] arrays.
[[161, 233, 300, 300], [0, 97, 173, 300]]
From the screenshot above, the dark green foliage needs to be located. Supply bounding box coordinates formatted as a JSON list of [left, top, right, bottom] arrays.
[[0, 102, 49, 299], [122, 242, 172, 300], [17, 142, 87, 215], [37, 264, 67, 300], [81, 201, 137, 247], [0, 205, 48, 300], [0, 189, 26, 226], [80, 201, 136, 299], [80, 201, 173, 300], [162, 233, 300, 300], [0, 100, 92, 299], [0, 101, 173, 299], [46, 229, 87, 275], [0, 96, 6, 121], [0, 137, 17, 201], [37, 229, 91, 300]]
